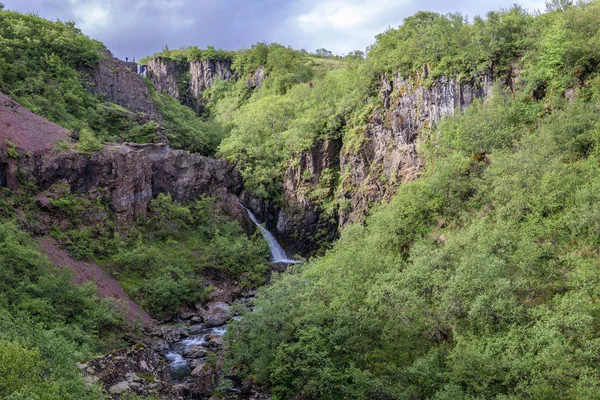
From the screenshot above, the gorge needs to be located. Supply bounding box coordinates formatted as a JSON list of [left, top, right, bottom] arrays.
[[1, 2, 600, 400]]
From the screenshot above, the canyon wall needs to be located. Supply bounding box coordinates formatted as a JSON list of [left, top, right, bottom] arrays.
[[83, 50, 162, 123], [273, 72, 494, 254], [146, 58, 234, 113]]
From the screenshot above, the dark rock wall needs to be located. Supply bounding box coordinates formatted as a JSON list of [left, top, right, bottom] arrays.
[[84, 50, 162, 123], [338, 72, 493, 225], [274, 73, 494, 255], [146, 57, 234, 114], [27, 143, 251, 228]]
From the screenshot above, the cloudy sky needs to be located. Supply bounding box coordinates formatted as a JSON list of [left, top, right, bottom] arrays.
[[3, 0, 547, 61]]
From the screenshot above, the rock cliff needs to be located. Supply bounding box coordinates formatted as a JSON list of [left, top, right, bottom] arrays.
[[29, 143, 249, 225], [338, 72, 493, 225], [276, 138, 341, 255], [146, 57, 234, 113], [275, 72, 494, 253], [83, 50, 162, 123]]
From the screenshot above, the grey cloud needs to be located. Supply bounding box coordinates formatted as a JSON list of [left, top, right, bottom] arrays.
[[2, 0, 546, 60]]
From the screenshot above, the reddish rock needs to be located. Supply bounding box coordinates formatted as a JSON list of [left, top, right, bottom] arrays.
[[0, 91, 69, 156]]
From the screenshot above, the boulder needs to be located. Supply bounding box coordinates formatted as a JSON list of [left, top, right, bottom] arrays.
[[203, 302, 230, 328], [109, 381, 130, 394], [81, 343, 176, 399], [183, 345, 207, 359]]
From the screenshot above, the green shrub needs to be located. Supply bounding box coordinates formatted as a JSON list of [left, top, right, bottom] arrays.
[[75, 128, 102, 153]]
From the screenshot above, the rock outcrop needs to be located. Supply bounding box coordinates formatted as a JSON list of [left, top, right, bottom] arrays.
[[189, 59, 234, 98], [272, 72, 494, 253], [246, 66, 266, 89], [338, 72, 493, 225], [275, 138, 341, 255], [83, 50, 162, 123], [29, 143, 249, 224], [146, 57, 234, 113], [146, 58, 183, 101]]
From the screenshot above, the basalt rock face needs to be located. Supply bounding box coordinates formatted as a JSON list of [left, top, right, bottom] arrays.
[[146, 57, 234, 113], [246, 66, 266, 89], [146, 58, 183, 101], [27, 143, 251, 226], [337, 72, 494, 226], [83, 50, 162, 123], [273, 73, 494, 253], [189, 59, 234, 100], [276, 138, 341, 256]]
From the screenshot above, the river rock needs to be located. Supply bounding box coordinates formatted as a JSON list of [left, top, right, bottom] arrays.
[[202, 302, 230, 328], [109, 381, 130, 394], [190, 362, 208, 377], [179, 308, 196, 320], [183, 345, 208, 359], [189, 324, 204, 334], [190, 358, 206, 368], [81, 343, 176, 399], [149, 324, 188, 343], [188, 362, 221, 396], [209, 337, 225, 348]]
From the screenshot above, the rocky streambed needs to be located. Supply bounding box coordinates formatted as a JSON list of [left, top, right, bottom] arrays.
[[141, 287, 264, 399], [81, 211, 298, 399]]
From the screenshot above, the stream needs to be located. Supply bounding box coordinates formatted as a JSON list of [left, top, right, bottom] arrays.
[[165, 207, 299, 381]]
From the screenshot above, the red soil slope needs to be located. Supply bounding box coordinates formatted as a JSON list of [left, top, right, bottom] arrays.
[[0, 91, 69, 154], [40, 237, 156, 327]]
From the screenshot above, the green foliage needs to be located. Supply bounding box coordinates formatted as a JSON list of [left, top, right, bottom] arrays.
[[75, 128, 102, 153], [147, 81, 228, 155], [0, 220, 123, 399], [368, 7, 532, 79], [139, 45, 234, 65], [6, 140, 18, 158], [105, 194, 269, 317], [217, 59, 375, 200], [227, 65, 600, 399]]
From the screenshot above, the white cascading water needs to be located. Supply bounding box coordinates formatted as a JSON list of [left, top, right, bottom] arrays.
[[243, 206, 300, 264]]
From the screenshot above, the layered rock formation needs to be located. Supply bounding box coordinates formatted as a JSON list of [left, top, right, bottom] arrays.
[[83, 50, 162, 123], [273, 72, 494, 253], [29, 143, 250, 225], [146, 57, 234, 113], [338, 72, 493, 225]]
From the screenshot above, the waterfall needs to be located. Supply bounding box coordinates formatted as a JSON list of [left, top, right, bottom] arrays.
[[242, 206, 299, 264]]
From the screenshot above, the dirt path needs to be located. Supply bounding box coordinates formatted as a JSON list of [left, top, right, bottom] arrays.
[[40, 237, 156, 327]]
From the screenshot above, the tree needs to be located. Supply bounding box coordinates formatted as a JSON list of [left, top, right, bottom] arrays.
[[345, 50, 365, 59], [0, 3, 4, 10], [315, 48, 334, 58], [545, 0, 573, 11]]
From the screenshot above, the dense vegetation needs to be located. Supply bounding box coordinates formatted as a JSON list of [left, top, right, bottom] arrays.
[[41, 186, 269, 319], [0, 9, 270, 398], [0, 8, 226, 155], [2, 1, 600, 399], [104, 194, 269, 318], [0, 220, 124, 399], [212, 43, 372, 200], [225, 2, 600, 399]]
